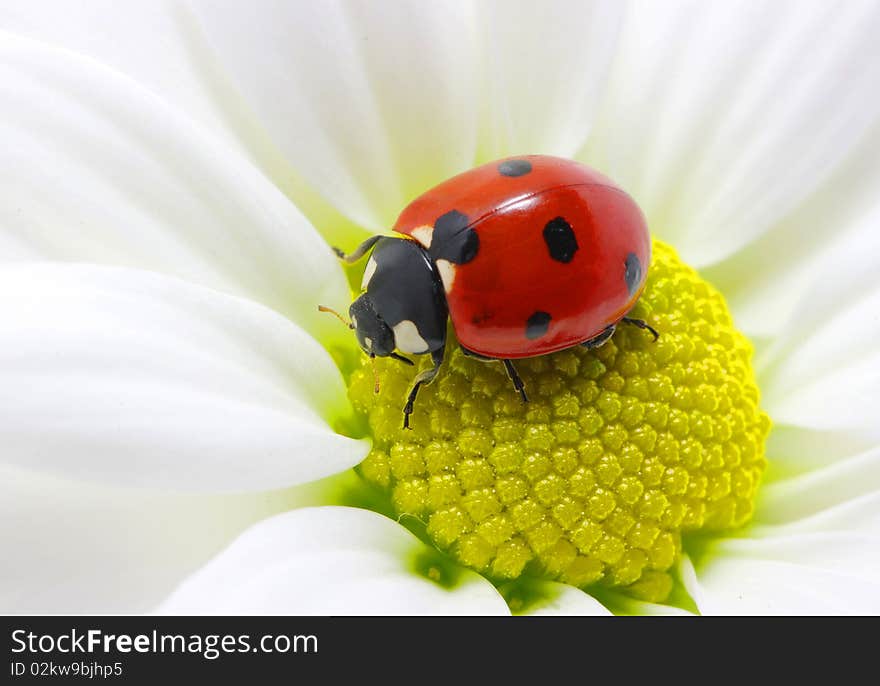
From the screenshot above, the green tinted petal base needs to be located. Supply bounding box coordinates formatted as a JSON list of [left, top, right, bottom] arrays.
[[348, 240, 770, 603]]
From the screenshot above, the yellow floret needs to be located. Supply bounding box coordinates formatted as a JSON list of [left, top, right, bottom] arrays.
[[348, 240, 770, 603]]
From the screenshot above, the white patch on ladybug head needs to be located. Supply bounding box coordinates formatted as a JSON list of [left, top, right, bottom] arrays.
[[435, 258, 456, 293], [410, 224, 434, 249], [392, 319, 429, 354], [361, 256, 379, 290], [363, 337, 373, 350]]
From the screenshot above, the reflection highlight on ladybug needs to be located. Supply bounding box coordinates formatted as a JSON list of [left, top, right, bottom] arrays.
[[320, 155, 658, 429]]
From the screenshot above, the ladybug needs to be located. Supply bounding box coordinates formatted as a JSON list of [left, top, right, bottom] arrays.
[[321, 155, 657, 428]]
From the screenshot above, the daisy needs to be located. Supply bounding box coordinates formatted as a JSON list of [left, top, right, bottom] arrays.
[[1, 0, 879, 615]]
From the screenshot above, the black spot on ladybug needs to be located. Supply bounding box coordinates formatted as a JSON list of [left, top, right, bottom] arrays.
[[471, 310, 494, 325], [498, 159, 533, 177], [624, 253, 642, 296], [434, 209, 469, 234], [543, 217, 579, 263], [431, 209, 479, 264], [525, 311, 552, 339]]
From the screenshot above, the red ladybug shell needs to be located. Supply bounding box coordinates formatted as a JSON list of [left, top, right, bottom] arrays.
[[392, 155, 650, 359]]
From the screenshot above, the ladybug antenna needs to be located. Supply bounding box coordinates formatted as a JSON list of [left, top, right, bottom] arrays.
[[369, 353, 380, 394], [317, 304, 354, 329]]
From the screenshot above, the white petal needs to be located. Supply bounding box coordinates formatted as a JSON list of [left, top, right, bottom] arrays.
[[756, 251, 880, 444], [518, 582, 612, 616], [684, 531, 880, 615], [582, 0, 880, 267], [760, 426, 878, 479], [758, 444, 880, 526], [158, 507, 510, 615], [477, 0, 623, 157], [595, 591, 697, 616], [0, 263, 366, 492], [700, 121, 880, 342], [611, 600, 695, 616], [0, 31, 351, 349], [0, 2, 364, 249], [0, 1, 239, 145], [191, 0, 481, 230], [0, 463, 293, 613], [759, 492, 880, 540]]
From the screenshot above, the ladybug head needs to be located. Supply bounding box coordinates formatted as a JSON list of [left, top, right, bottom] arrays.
[[349, 294, 397, 358], [319, 235, 446, 373]]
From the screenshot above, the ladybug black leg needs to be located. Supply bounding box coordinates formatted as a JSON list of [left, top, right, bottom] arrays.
[[622, 317, 659, 341], [459, 345, 492, 361], [332, 235, 383, 264], [502, 359, 529, 403], [402, 346, 445, 430], [582, 325, 616, 349], [460, 346, 529, 403]]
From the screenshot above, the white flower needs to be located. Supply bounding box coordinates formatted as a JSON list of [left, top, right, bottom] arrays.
[[1, 0, 879, 615]]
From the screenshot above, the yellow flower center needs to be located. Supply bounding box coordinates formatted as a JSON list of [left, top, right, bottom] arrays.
[[348, 240, 770, 603]]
